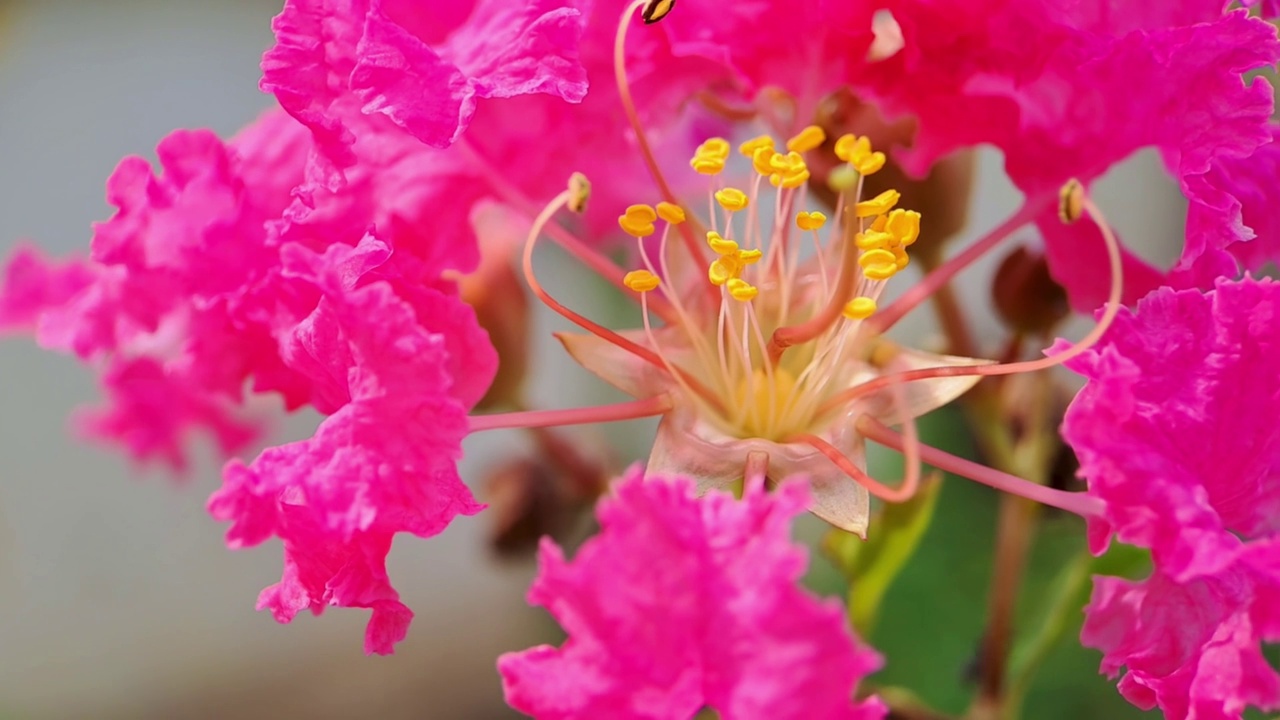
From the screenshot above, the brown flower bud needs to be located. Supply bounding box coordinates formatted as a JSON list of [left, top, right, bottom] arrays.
[[991, 245, 1069, 336], [484, 428, 611, 559]]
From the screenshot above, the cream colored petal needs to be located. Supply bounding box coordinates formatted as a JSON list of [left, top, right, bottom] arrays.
[[856, 338, 995, 425], [646, 407, 871, 537], [555, 329, 662, 399]]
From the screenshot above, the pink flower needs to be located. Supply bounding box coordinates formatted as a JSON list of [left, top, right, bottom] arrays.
[[261, 0, 589, 188], [857, 5, 1280, 308], [208, 237, 492, 654], [1082, 543, 1280, 719], [498, 469, 886, 720], [1063, 276, 1280, 718], [1063, 277, 1280, 580]]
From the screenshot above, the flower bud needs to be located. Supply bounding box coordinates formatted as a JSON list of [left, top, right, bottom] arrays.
[[991, 245, 1069, 336]]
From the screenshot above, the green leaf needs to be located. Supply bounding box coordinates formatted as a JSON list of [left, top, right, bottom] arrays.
[[834, 473, 944, 636]]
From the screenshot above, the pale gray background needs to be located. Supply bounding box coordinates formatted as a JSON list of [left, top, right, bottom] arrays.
[[0, 1, 1182, 718]]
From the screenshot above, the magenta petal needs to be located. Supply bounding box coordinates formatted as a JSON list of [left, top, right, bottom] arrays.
[[499, 470, 885, 719], [1065, 277, 1280, 580]]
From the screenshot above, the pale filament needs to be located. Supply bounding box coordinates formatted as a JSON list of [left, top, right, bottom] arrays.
[[791, 358, 923, 502], [818, 194, 1124, 415], [640, 229, 721, 389], [639, 293, 722, 419], [524, 189, 724, 409]]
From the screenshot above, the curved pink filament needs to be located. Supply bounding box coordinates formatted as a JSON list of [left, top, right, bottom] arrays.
[[868, 194, 1051, 334], [525, 191, 724, 410], [857, 416, 1104, 518], [468, 395, 672, 433], [455, 138, 678, 324], [820, 195, 1124, 415], [614, 0, 712, 281]]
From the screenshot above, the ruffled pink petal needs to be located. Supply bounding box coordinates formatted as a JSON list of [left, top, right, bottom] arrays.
[[262, 0, 587, 186], [499, 469, 885, 719], [208, 237, 491, 654], [0, 244, 95, 331], [1083, 547, 1280, 720], [860, 7, 1280, 308], [1064, 277, 1280, 580], [73, 357, 262, 474]]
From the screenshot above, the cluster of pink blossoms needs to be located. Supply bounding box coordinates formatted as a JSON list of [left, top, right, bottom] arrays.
[[3, 0, 1280, 718]]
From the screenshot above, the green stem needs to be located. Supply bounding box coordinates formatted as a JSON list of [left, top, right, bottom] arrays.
[[1003, 550, 1094, 717]]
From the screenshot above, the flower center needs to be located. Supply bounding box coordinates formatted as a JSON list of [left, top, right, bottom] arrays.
[[621, 128, 921, 442]]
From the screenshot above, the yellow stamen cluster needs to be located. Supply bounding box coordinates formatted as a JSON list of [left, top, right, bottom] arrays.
[[834, 134, 886, 176], [855, 209, 920, 281], [766, 151, 810, 188], [705, 231, 762, 293], [619, 204, 658, 237], [691, 137, 731, 175]]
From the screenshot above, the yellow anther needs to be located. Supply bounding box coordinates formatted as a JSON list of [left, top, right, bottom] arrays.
[[854, 151, 886, 175], [706, 231, 739, 256], [692, 155, 726, 175], [567, 172, 591, 213], [855, 189, 901, 218], [715, 187, 750, 212], [769, 151, 810, 189], [738, 248, 763, 264], [623, 269, 661, 292], [1059, 178, 1084, 224], [884, 209, 921, 246], [641, 0, 675, 24], [796, 211, 827, 231], [618, 204, 658, 237], [893, 246, 910, 270], [842, 296, 878, 320], [834, 134, 859, 162], [855, 231, 892, 251], [708, 256, 743, 286], [863, 263, 898, 281], [691, 137, 731, 175], [870, 214, 888, 233], [700, 137, 730, 159], [726, 278, 759, 302], [752, 147, 777, 176], [859, 248, 898, 269], [786, 125, 827, 153], [656, 201, 686, 225], [836, 134, 886, 175], [739, 135, 775, 157]]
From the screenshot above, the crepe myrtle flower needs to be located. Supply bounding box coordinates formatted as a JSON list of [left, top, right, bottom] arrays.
[[466, 0, 1116, 538]]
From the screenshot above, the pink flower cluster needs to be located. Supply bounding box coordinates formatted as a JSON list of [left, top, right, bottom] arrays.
[[1064, 277, 1280, 719], [500, 470, 886, 720], [3, 2, 1280, 715]]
